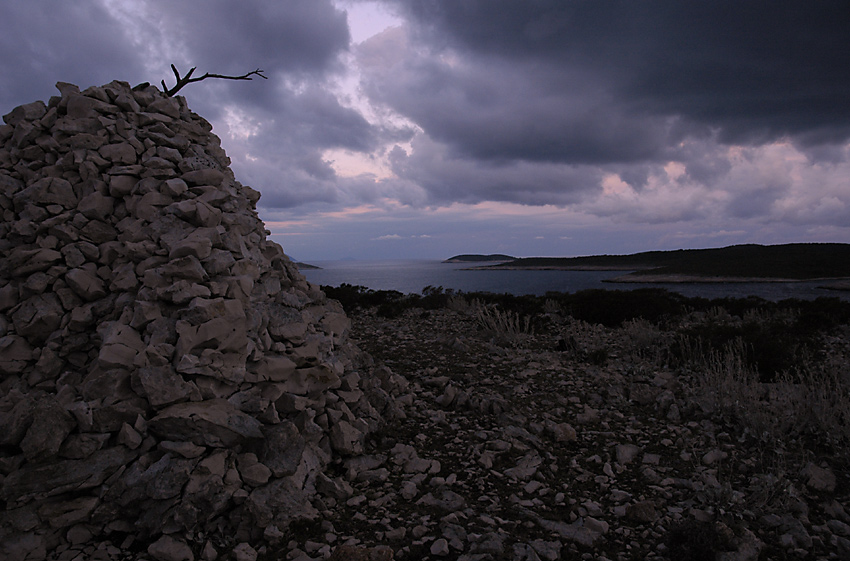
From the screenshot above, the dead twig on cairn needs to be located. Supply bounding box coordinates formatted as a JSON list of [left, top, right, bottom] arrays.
[[161, 64, 268, 96]]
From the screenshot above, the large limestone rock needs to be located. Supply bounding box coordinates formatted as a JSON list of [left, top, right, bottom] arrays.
[[0, 81, 406, 560]]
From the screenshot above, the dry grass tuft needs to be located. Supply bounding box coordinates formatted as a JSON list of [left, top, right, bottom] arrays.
[[446, 293, 470, 313], [470, 300, 533, 346], [685, 332, 850, 455]]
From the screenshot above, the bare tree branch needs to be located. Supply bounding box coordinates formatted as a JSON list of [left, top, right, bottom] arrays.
[[161, 64, 268, 97]]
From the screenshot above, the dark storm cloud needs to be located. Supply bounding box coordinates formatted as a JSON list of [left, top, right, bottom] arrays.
[[0, 2, 147, 109], [141, 0, 354, 123], [147, 0, 349, 77], [387, 135, 603, 206], [0, 0, 353, 118], [360, 49, 672, 164], [284, 86, 379, 151], [376, 0, 850, 161], [358, 26, 676, 166], [726, 185, 787, 219]]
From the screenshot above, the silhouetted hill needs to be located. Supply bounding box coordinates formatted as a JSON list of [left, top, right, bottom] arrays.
[[444, 254, 515, 263], [476, 243, 850, 281]]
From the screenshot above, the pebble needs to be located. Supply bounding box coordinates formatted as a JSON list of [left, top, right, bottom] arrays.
[[430, 538, 450, 556]]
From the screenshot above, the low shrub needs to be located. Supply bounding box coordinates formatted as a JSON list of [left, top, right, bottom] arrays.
[[684, 331, 850, 455], [674, 300, 850, 382], [418, 285, 455, 309], [549, 288, 687, 327], [321, 284, 406, 312]]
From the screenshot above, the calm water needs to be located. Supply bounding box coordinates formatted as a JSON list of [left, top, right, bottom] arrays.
[[301, 260, 850, 302]]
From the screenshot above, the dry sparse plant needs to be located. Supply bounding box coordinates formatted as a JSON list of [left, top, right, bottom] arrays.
[[745, 463, 799, 514], [742, 306, 796, 326], [447, 293, 470, 313], [705, 306, 734, 323], [686, 333, 850, 457], [543, 298, 562, 315], [555, 316, 614, 364], [471, 300, 533, 346], [776, 360, 850, 448], [560, 316, 608, 346], [623, 317, 664, 359]]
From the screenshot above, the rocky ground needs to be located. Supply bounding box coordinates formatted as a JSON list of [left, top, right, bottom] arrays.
[[276, 305, 849, 561]]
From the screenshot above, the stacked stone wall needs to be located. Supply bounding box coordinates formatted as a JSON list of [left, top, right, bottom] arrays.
[[0, 81, 404, 559]]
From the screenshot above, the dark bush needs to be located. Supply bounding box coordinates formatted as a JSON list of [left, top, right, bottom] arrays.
[[321, 283, 368, 311], [671, 296, 850, 381], [586, 348, 609, 366], [551, 288, 687, 327], [420, 285, 454, 309], [322, 284, 405, 313], [794, 296, 850, 334], [664, 520, 724, 561]]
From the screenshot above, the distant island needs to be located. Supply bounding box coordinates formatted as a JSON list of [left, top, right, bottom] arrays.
[[294, 262, 322, 270], [466, 243, 850, 284], [443, 254, 515, 263]]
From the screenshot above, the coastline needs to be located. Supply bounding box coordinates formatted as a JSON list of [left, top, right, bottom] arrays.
[[464, 266, 850, 287], [820, 279, 850, 292], [605, 274, 850, 284], [463, 265, 648, 272], [458, 244, 850, 285]]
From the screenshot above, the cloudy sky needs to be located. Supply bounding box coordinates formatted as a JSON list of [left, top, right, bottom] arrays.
[[3, 1, 849, 260]]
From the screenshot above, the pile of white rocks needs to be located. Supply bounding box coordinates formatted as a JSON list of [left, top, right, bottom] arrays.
[[0, 81, 405, 560]]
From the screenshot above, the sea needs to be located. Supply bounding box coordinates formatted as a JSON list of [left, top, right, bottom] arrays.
[[300, 259, 850, 302]]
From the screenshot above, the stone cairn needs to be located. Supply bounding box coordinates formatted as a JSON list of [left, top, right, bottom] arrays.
[[0, 81, 406, 560]]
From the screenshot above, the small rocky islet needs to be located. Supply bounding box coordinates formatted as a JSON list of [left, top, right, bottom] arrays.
[[1, 81, 849, 560]]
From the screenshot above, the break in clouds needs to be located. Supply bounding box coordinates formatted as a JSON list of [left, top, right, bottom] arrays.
[[2, 0, 849, 255]]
